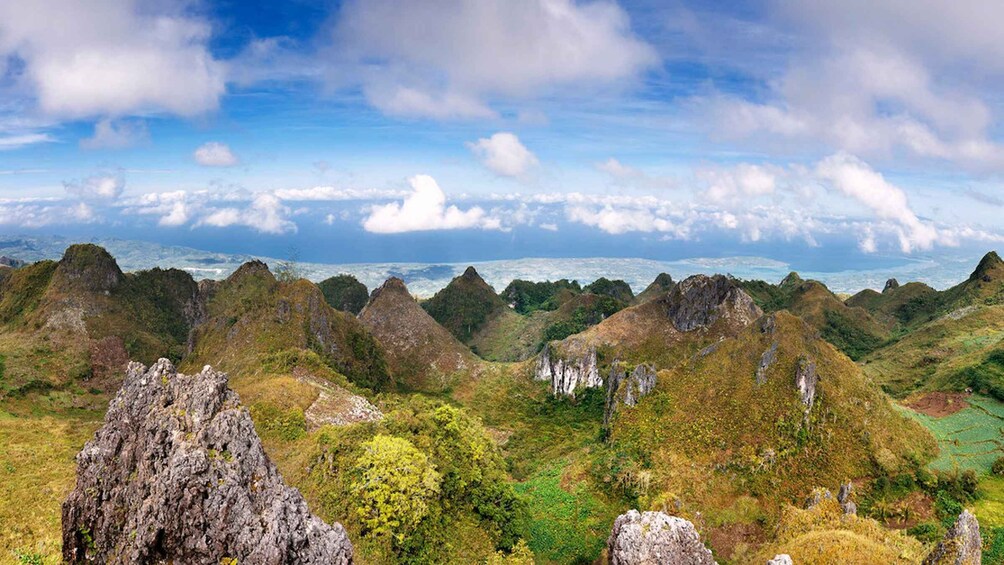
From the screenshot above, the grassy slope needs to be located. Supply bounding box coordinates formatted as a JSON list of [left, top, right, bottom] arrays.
[[862, 305, 1004, 397], [607, 313, 935, 559]]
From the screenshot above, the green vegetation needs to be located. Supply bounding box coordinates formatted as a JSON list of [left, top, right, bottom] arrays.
[[583, 277, 634, 303], [422, 267, 507, 342], [541, 296, 624, 343], [501, 279, 581, 314], [318, 274, 369, 315], [351, 435, 441, 542], [898, 395, 1004, 473]]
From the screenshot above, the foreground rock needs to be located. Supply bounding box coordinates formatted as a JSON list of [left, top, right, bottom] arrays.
[[922, 510, 981, 565], [607, 510, 716, 564], [62, 359, 352, 564]]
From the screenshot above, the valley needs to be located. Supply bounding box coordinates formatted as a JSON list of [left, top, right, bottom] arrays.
[[2, 244, 1003, 563]]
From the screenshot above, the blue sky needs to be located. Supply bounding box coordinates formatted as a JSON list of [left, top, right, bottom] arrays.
[[0, 0, 1001, 269]]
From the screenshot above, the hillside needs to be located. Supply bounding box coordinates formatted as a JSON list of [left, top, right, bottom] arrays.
[[550, 274, 762, 372], [738, 274, 890, 359], [606, 311, 937, 559], [633, 272, 674, 304], [183, 260, 391, 392], [359, 277, 480, 391], [422, 266, 508, 343]]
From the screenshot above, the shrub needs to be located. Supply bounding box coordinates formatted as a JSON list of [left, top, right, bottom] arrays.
[[994, 456, 1004, 476], [351, 435, 441, 542]]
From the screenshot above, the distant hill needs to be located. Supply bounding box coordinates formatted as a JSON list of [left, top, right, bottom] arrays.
[[317, 274, 369, 315], [500, 278, 582, 314], [633, 272, 674, 304], [360, 277, 479, 391], [551, 274, 762, 371], [582, 277, 634, 303], [738, 274, 889, 360], [422, 266, 508, 342]]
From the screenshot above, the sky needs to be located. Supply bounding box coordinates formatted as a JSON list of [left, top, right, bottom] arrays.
[[0, 0, 1002, 270]]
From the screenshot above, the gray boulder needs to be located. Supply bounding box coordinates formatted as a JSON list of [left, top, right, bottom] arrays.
[[922, 510, 981, 565], [766, 555, 793, 565], [607, 510, 716, 564], [62, 359, 353, 564]]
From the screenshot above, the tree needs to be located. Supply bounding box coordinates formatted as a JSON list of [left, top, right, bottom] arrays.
[[351, 435, 441, 542]]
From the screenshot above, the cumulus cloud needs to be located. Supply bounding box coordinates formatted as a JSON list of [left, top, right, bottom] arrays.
[[468, 132, 539, 177], [815, 153, 941, 252], [80, 118, 148, 149], [0, 1, 225, 119], [194, 142, 239, 167], [698, 163, 778, 204], [706, 3, 1004, 171], [331, 0, 657, 118], [198, 193, 295, 234], [567, 204, 688, 238], [0, 200, 95, 227], [63, 173, 124, 201], [363, 175, 501, 233]]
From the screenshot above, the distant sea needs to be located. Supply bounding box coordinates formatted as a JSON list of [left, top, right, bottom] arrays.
[[0, 235, 987, 298]]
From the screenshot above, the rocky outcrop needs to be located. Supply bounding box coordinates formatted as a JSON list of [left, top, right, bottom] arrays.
[[794, 356, 818, 411], [605, 362, 658, 426], [766, 556, 793, 565], [922, 510, 981, 565], [805, 487, 834, 510], [883, 278, 900, 293], [607, 510, 716, 565], [756, 342, 779, 385], [52, 244, 123, 294], [837, 482, 857, 515], [666, 275, 762, 332], [0, 255, 25, 268], [535, 344, 601, 397], [62, 359, 352, 564]]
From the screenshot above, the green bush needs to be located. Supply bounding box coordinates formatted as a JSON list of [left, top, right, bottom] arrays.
[[994, 457, 1004, 476], [318, 274, 369, 315], [906, 522, 942, 543]]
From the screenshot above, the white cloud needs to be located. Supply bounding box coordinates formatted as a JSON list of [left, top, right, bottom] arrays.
[[362, 175, 501, 233], [63, 174, 124, 201], [468, 132, 539, 177], [332, 0, 657, 118], [596, 158, 676, 189], [815, 153, 941, 252], [0, 1, 225, 119], [80, 118, 148, 150], [0, 200, 95, 227], [0, 133, 56, 150], [539, 222, 559, 231], [194, 142, 239, 167], [698, 163, 778, 205], [198, 193, 295, 234]]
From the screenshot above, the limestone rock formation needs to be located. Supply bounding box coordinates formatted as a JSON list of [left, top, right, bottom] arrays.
[[62, 359, 353, 564], [837, 482, 857, 515], [607, 510, 716, 565], [535, 344, 601, 397], [605, 361, 658, 426], [766, 555, 793, 565], [794, 356, 818, 410], [883, 278, 900, 293], [922, 510, 981, 565], [756, 341, 779, 385], [667, 274, 761, 332]]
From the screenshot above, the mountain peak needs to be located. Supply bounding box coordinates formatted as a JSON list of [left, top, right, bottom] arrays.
[[970, 251, 1003, 282], [882, 278, 900, 293], [53, 243, 123, 293], [226, 260, 274, 284], [780, 271, 803, 287], [461, 265, 482, 280]]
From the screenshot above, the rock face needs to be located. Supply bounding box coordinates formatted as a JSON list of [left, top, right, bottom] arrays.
[[535, 344, 601, 397], [922, 510, 981, 565], [62, 359, 353, 564], [607, 510, 716, 565], [794, 356, 818, 410], [766, 556, 793, 565], [883, 278, 900, 293], [605, 361, 658, 426], [837, 482, 857, 515], [667, 275, 761, 332], [756, 342, 779, 385]]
